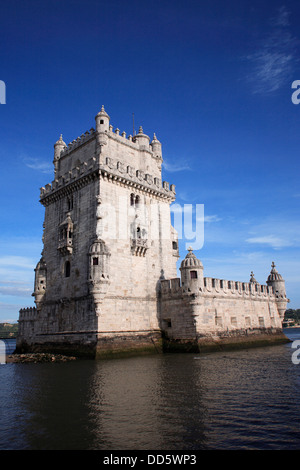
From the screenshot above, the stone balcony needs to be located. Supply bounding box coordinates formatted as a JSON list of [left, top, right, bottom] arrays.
[[131, 238, 148, 257], [58, 238, 73, 255]]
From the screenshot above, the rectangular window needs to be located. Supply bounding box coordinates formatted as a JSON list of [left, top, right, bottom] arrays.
[[65, 261, 71, 278], [163, 319, 172, 328], [190, 270, 198, 279]]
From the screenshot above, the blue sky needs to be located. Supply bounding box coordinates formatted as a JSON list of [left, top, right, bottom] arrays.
[[1, 0, 300, 321]]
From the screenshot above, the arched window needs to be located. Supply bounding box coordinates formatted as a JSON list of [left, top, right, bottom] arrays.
[[65, 261, 71, 278], [130, 193, 141, 207]]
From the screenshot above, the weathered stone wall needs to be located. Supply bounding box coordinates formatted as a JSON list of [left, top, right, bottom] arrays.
[[160, 276, 287, 351]]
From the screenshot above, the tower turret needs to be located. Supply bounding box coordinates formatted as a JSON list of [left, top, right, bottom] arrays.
[[180, 247, 204, 293], [266, 262, 288, 320], [133, 126, 150, 150], [150, 133, 162, 159], [95, 105, 110, 149], [32, 256, 47, 309], [267, 262, 286, 297], [53, 135, 66, 175], [88, 239, 111, 314]]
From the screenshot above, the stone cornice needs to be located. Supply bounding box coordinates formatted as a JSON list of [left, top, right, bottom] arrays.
[[40, 168, 100, 206], [40, 158, 175, 206]]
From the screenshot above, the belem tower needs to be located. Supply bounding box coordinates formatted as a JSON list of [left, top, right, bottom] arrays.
[[17, 106, 289, 357]]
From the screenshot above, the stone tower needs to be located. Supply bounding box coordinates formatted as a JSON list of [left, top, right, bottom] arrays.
[[266, 262, 288, 319], [17, 106, 179, 357]]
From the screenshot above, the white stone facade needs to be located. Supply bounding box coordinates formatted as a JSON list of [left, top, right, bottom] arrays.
[[17, 107, 289, 357]]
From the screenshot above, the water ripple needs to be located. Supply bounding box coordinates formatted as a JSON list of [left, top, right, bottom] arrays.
[[1, 330, 300, 449]]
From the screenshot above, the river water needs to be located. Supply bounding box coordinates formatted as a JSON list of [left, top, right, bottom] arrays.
[[1, 329, 300, 450]]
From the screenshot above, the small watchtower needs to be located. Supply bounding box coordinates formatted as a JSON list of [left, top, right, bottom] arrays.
[[266, 262, 288, 319], [180, 247, 204, 293]]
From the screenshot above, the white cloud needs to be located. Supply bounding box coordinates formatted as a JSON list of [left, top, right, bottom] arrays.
[[246, 235, 291, 249], [0, 285, 32, 297], [0, 255, 35, 270], [245, 6, 298, 94], [203, 215, 222, 223], [270, 5, 290, 27], [23, 157, 52, 174], [244, 215, 300, 250], [0, 238, 40, 321], [163, 159, 191, 172]]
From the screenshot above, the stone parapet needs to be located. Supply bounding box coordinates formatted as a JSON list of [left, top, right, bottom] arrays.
[[160, 277, 275, 301], [59, 128, 96, 158], [56, 120, 162, 158], [18, 307, 38, 321], [40, 156, 99, 202], [203, 277, 274, 299], [40, 156, 175, 204], [99, 158, 175, 200]]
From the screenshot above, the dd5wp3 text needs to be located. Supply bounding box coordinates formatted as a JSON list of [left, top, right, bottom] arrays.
[[102, 454, 197, 467]]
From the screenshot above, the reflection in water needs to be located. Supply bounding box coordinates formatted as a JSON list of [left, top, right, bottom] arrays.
[[87, 355, 208, 449], [1, 329, 300, 449]]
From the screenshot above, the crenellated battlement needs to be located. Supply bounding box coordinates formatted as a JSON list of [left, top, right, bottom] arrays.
[[19, 307, 38, 321], [56, 112, 161, 161], [107, 125, 155, 153], [40, 155, 99, 200], [160, 278, 181, 295], [202, 277, 274, 297], [40, 154, 175, 203], [59, 128, 96, 158], [41, 107, 174, 204], [160, 276, 275, 299], [57, 124, 154, 159]]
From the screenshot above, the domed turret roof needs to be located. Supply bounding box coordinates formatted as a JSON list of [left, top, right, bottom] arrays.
[[180, 247, 203, 269], [267, 262, 283, 282], [134, 126, 150, 140], [35, 256, 46, 271], [96, 105, 110, 119], [89, 238, 110, 256], [151, 133, 160, 144], [54, 134, 66, 147]]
